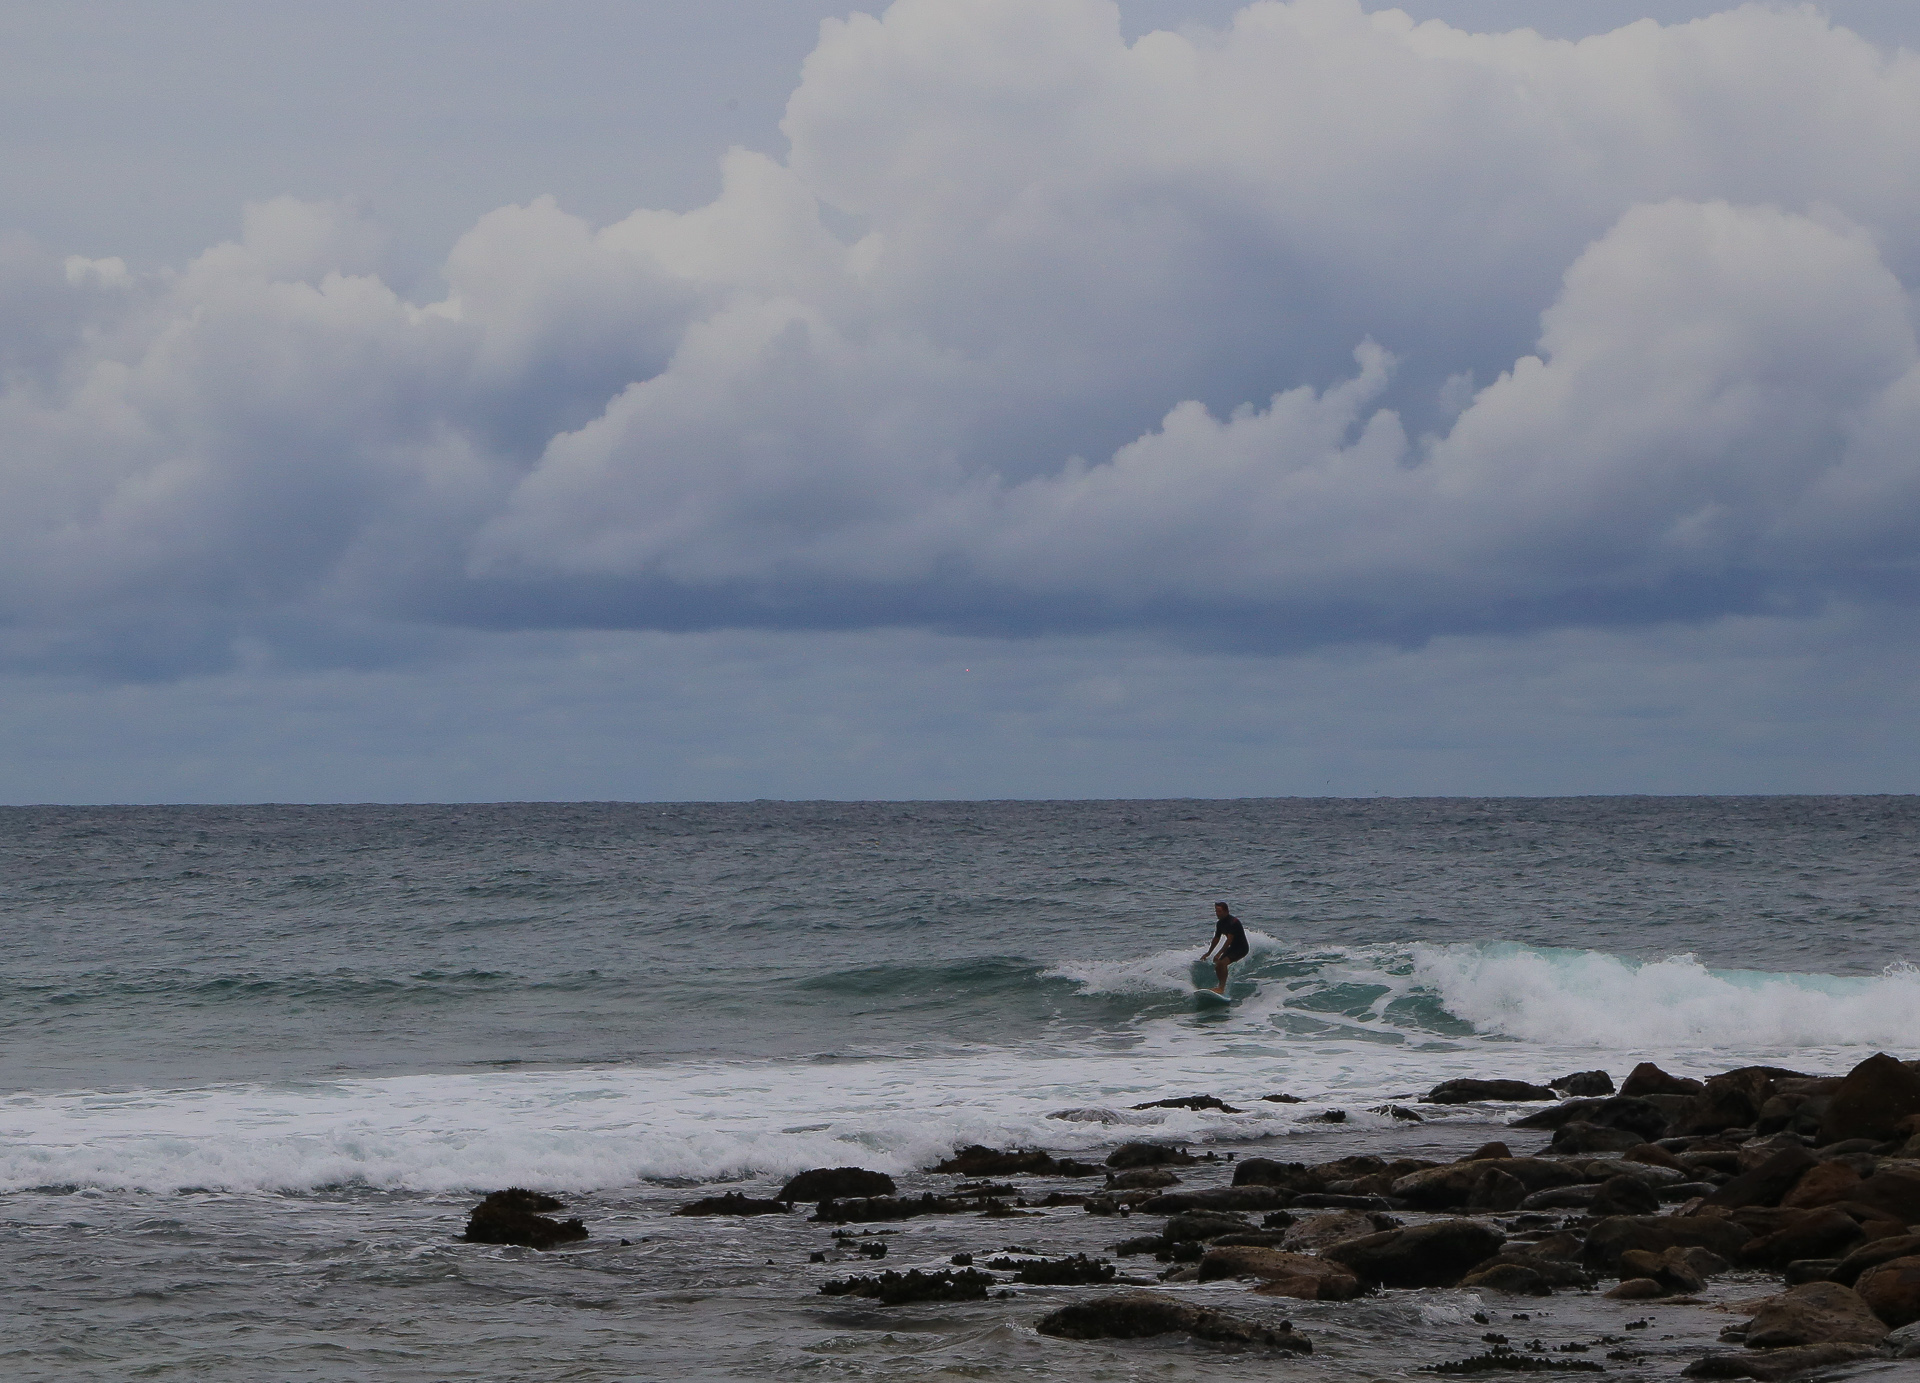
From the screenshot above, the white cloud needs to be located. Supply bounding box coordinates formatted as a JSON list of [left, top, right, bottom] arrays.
[[2, 0, 1919, 675]]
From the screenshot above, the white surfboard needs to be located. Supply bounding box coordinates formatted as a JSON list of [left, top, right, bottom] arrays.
[[1194, 986, 1233, 1007]]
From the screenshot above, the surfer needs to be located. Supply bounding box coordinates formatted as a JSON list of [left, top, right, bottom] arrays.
[[1201, 901, 1248, 994]]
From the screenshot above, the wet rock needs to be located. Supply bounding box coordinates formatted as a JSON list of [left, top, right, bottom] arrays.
[[1624, 1143, 1686, 1171], [1621, 1062, 1705, 1098], [1467, 1142, 1514, 1160], [1682, 1068, 1810, 1137], [1887, 1320, 1920, 1357], [1035, 1292, 1312, 1351], [1106, 1142, 1198, 1170], [1457, 1262, 1551, 1295], [1290, 1193, 1405, 1210], [1197, 1246, 1366, 1299], [1606, 1277, 1667, 1300], [984, 1252, 1117, 1285], [1470, 1169, 1529, 1212], [1582, 1214, 1753, 1271], [1743, 1281, 1888, 1348], [1162, 1210, 1252, 1243], [1779, 1161, 1859, 1210], [1857, 1255, 1920, 1328], [1619, 1245, 1709, 1294], [464, 1190, 589, 1249], [779, 1167, 896, 1202], [673, 1191, 792, 1217], [819, 1267, 994, 1305], [1280, 1211, 1396, 1253], [1841, 1165, 1920, 1223], [1782, 1259, 1840, 1285], [1209, 1230, 1296, 1249], [1423, 1078, 1558, 1104], [935, 1145, 1056, 1176], [1552, 1070, 1616, 1098], [1702, 1146, 1819, 1210], [1261, 1093, 1304, 1103], [1231, 1158, 1321, 1193], [1131, 1094, 1243, 1113], [1513, 1096, 1671, 1140], [1141, 1186, 1291, 1214], [1311, 1109, 1348, 1123], [1552, 1122, 1644, 1154], [1521, 1185, 1599, 1211], [1107, 1167, 1181, 1190], [1682, 1343, 1885, 1379], [1323, 1218, 1506, 1288], [1592, 1176, 1661, 1217], [1372, 1103, 1425, 1121], [1831, 1233, 1920, 1287], [1740, 1207, 1866, 1269], [1821, 1053, 1920, 1145], [1466, 1249, 1592, 1291], [811, 1193, 972, 1223]]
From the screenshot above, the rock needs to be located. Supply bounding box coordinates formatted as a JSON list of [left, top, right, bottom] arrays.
[[1262, 1093, 1304, 1103], [1844, 1166, 1920, 1223], [1288, 1193, 1404, 1210], [1458, 1262, 1551, 1295], [1423, 1078, 1558, 1104], [1141, 1186, 1290, 1214], [1606, 1277, 1668, 1299], [1131, 1094, 1243, 1113], [811, 1193, 972, 1223], [1831, 1233, 1920, 1287], [1702, 1146, 1819, 1210], [1681, 1343, 1886, 1379], [1466, 1249, 1593, 1290], [1371, 1103, 1425, 1121], [1196, 1246, 1365, 1299], [1621, 1062, 1705, 1098], [1857, 1255, 1920, 1328], [1624, 1142, 1686, 1171], [673, 1191, 792, 1217], [1521, 1185, 1599, 1211], [819, 1267, 994, 1305], [1620, 1247, 1701, 1294], [1743, 1281, 1888, 1348], [1740, 1207, 1867, 1269], [1886, 1320, 1920, 1356], [936, 1145, 1058, 1175], [1470, 1169, 1529, 1212], [1582, 1214, 1753, 1271], [1552, 1070, 1616, 1097], [1552, 1121, 1644, 1154], [463, 1191, 589, 1249], [1106, 1142, 1198, 1170], [1311, 1109, 1348, 1123], [1035, 1292, 1312, 1351], [1682, 1067, 1809, 1137], [1280, 1211, 1396, 1254], [984, 1253, 1117, 1285], [1593, 1175, 1662, 1217], [1210, 1231, 1296, 1249], [1512, 1095, 1672, 1139], [1107, 1167, 1181, 1190], [1821, 1052, 1920, 1145], [779, 1167, 896, 1202], [1163, 1211, 1252, 1243], [1778, 1161, 1859, 1210], [1467, 1141, 1513, 1160], [1323, 1218, 1506, 1288], [1783, 1259, 1840, 1285], [1231, 1158, 1322, 1193]]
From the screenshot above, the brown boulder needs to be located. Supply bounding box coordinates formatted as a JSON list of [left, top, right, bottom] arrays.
[[1702, 1146, 1819, 1210], [1582, 1214, 1752, 1271], [1035, 1292, 1311, 1351], [1551, 1069, 1616, 1097], [1741, 1208, 1868, 1269], [1422, 1078, 1557, 1103], [1680, 1343, 1886, 1379], [1280, 1211, 1395, 1254], [1466, 1141, 1513, 1160], [1104, 1142, 1197, 1170], [1683, 1067, 1808, 1136], [1606, 1277, 1666, 1299], [1323, 1218, 1504, 1288], [1458, 1262, 1551, 1295], [1832, 1233, 1920, 1287], [1744, 1281, 1888, 1348], [1196, 1245, 1364, 1299], [1821, 1053, 1920, 1145], [1231, 1158, 1322, 1192], [1108, 1167, 1181, 1190], [1468, 1168, 1528, 1212], [1857, 1255, 1920, 1328], [1592, 1175, 1661, 1217], [1620, 1244, 1708, 1294], [1846, 1166, 1920, 1223], [1780, 1161, 1860, 1210], [1625, 1142, 1686, 1171], [1621, 1062, 1704, 1098]]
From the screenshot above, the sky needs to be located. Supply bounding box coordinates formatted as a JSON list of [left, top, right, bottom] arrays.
[[3, 0, 1919, 803]]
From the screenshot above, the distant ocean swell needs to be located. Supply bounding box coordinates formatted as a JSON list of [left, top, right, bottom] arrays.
[[7, 940, 1919, 1197]]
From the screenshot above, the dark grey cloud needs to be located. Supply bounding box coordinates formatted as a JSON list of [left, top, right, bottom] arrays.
[[3, 1, 1919, 680]]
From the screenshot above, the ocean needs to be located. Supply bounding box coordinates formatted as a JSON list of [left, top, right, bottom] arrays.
[[5, 796, 1919, 1380]]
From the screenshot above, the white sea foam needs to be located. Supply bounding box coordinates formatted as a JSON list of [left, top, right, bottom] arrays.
[[10, 939, 1916, 1196]]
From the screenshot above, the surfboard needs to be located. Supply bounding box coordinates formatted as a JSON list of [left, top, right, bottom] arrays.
[[1194, 986, 1233, 1007]]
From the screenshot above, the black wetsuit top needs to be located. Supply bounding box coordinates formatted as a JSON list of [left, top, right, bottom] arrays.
[[1213, 913, 1248, 962]]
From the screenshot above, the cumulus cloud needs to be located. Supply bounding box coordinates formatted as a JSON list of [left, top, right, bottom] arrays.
[[3, 0, 1919, 675]]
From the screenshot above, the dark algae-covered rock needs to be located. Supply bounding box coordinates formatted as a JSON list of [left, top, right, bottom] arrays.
[[779, 1167, 896, 1201], [983, 1253, 1116, 1284], [1323, 1218, 1505, 1288], [674, 1191, 792, 1216], [811, 1193, 974, 1223], [463, 1189, 588, 1249], [1819, 1052, 1920, 1144], [1130, 1094, 1243, 1113], [1035, 1292, 1311, 1351], [1424, 1078, 1558, 1104], [1423, 1349, 1603, 1373], [1550, 1070, 1616, 1097], [819, 1267, 995, 1305], [1105, 1141, 1199, 1169]]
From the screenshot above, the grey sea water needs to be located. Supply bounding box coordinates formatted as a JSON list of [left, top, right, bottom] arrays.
[[4, 796, 1919, 1380]]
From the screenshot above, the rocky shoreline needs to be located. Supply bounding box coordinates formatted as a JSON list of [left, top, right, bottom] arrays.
[[461, 1053, 1920, 1379]]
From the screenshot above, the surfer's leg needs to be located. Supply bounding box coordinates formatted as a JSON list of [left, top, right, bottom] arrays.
[[1212, 955, 1229, 993]]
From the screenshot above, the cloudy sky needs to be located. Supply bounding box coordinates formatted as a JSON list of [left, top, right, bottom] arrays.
[[3, 0, 1918, 803]]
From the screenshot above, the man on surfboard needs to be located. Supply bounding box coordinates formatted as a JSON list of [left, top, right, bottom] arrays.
[[1201, 901, 1248, 994]]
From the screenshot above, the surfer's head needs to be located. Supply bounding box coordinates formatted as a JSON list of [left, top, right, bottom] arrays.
[[1215, 901, 1229, 916]]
